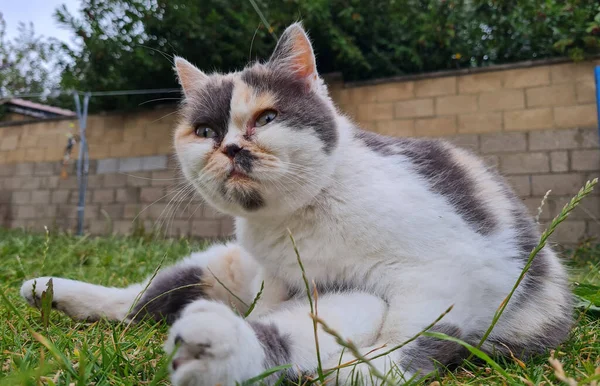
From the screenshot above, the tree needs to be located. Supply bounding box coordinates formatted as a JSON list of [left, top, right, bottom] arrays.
[[53, 0, 600, 112], [0, 13, 60, 101]]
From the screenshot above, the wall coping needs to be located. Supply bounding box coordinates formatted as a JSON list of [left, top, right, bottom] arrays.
[[340, 56, 600, 89], [0, 115, 76, 128]]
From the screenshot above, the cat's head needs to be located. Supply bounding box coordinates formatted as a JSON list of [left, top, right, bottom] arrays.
[[174, 23, 340, 217]]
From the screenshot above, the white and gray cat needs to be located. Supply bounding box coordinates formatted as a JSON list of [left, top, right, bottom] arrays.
[[21, 23, 572, 385]]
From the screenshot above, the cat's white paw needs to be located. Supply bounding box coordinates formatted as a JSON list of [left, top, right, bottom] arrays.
[[20, 277, 53, 307], [165, 300, 265, 386]]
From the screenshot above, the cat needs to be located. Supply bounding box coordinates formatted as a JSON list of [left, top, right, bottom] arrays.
[[20, 22, 573, 385]]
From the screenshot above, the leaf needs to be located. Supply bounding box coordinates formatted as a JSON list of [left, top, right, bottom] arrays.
[[573, 283, 600, 313], [40, 278, 54, 329]]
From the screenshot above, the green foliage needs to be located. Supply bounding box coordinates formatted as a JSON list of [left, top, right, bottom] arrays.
[[50, 0, 600, 112], [0, 13, 59, 101]]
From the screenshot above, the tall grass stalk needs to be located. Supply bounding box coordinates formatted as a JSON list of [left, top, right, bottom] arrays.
[[476, 178, 597, 351]]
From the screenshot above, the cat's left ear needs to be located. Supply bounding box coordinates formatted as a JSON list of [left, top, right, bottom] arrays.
[[268, 22, 318, 84]]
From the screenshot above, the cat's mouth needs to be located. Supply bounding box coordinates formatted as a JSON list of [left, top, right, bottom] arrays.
[[227, 168, 251, 181]]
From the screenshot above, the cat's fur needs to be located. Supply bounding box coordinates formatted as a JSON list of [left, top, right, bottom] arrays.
[[21, 23, 573, 385]]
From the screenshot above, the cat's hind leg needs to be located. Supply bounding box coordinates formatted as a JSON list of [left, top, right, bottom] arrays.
[[20, 242, 269, 323], [20, 276, 145, 322]]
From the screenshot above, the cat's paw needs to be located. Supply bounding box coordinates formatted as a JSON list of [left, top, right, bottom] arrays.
[[20, 277, 56, 307], [165, 300, 265, 386], [20, 277, 102, 320]]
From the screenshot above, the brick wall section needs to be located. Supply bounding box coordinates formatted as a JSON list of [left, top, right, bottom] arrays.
[[0, 155, 234, 238], [0, 107, 175, 165], [0, 59, 599, 242], [0, 126, 596, 243], [330, 59, 600, 137]]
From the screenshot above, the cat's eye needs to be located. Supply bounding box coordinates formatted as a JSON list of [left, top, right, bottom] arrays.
[[254, 110, 277, 127], [194, 126, 216, 139]]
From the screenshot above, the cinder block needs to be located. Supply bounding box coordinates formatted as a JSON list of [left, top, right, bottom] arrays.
[[554, 104, 598, 129], [100, 204, 125, 220], [503, 67, 550, 88], [118, 157, 144, 173], [374, 82, 415, 102], [480, 132, 527, 153], [551, 220, 586, 244], [92, 189, 115, 203], [436, 95, 478, 115], [526, 84, 576, 107], [103, 174, 128, 188], [394, 99, 434, 118], [506, 175, 531, 197], [191, 220, 223, 238], [444, 135, 479, 152], [550, 63, 576, 84], [151, 171, 178, 187], [31, 190, 51, 204], [141, 155, 168, 171], [531, 173, 585, 195], [96, 158, 119, 174], [140, 187, 165, 203], [414, 116, 457, 137], [116, 187, 140, 203], [51, 190, 71, 204], [550, 151, 569, 172], [457, 112, 503, 134], [529, 129, 580, 150], [357, 103, 395, 121], [15, 163, 34, 176], [571, 149, 600, 171], [415, 77, 456, 97], [501, 153, 550, 174], [34, 163, 56, 176], [576, 81, 596, 103], [504, 108, 553, 131], [0, 137, 19, 151], [0, 164, 16, 177], [458, 72, 502, 94], [12, 191, 31, 204], [479, 89, 525, 111], [127, 172, 152, 187]]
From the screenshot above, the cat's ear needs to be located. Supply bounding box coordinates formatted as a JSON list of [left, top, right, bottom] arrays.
[[268, 23, 317, 82], [174, 57, 208, 97]]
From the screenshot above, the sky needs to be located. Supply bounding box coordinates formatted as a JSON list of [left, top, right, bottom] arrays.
[[1, 0, 79, 44]]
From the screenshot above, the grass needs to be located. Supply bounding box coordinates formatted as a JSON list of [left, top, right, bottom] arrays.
[[1, 191, 599, 385]]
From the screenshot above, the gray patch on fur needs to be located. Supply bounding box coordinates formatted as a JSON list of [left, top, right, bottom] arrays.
[[185, 79, 234, 143], [249, 321, 292, 379], [229, 186, 264, 211], [128, 266, 205, 324], [400, 324, 468, 376], [241, 68, 338, 154], [235, 148, 257, 173], [355, 130, 496, 235]]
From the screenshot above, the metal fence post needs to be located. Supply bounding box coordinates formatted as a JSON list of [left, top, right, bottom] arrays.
[[73, 92, 91, 236]]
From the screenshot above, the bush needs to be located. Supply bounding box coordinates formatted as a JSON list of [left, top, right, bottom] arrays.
[[53, 0, 600, 111]]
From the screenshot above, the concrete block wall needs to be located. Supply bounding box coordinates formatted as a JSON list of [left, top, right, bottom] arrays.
[[0, 58, 599, 242], [0, 154, 234, 237]]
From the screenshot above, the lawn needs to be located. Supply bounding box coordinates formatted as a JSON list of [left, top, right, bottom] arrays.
[[0, 227, 599, 386]]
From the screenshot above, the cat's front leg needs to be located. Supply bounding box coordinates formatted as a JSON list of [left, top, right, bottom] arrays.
[[165, 292, 387, 386]]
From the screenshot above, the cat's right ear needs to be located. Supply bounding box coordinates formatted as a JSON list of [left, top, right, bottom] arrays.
[[174, 57, 208, 97]]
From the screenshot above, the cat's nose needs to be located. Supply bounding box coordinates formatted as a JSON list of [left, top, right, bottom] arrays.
[[223, 144, 242, 159]]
